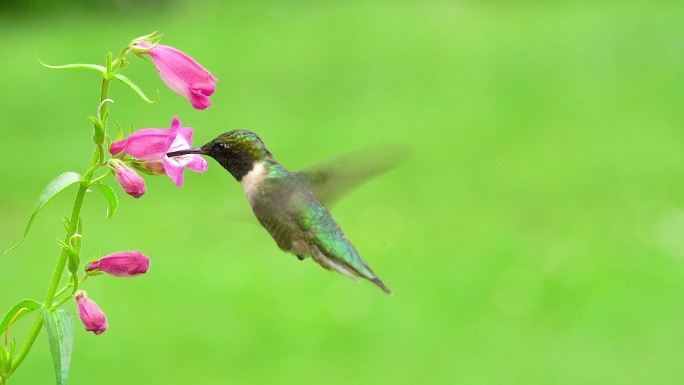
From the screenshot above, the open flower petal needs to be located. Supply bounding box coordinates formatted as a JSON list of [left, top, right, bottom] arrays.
[[111, 117, 207, 187], [185, 154, 208, 172], [162, 156, 185, 186], [189, 89, 212, 110]]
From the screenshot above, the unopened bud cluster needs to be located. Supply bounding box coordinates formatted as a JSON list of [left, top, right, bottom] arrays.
[[75, 251, 150, 334]]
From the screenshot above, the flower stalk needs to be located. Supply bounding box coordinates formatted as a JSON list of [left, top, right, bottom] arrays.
[[10, 62, 115, 374], [3, 33, 214, 383]]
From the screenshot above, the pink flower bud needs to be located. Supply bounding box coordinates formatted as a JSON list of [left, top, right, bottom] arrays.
[[75, 292, 107, 335], [108, 159, 146, 198], [134, 42, 217, 110], [86, 250, 150, 277]]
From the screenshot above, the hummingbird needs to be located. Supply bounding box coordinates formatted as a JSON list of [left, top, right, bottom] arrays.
[[167, 130, 401, 294]]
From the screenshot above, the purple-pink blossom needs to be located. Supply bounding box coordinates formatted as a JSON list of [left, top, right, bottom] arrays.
[[86, 250, 150, 277], [134, 41, 217, 110], [75, 292, 107, 335], [109, 117, 207, 186], [108, 159, 146, 198]]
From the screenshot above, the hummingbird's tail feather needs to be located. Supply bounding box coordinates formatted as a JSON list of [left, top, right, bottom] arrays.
[[311, 248, 359, 279], [370, 277, 393, 295], [310, 247, 392, 294], [311, 247, 393, 295]]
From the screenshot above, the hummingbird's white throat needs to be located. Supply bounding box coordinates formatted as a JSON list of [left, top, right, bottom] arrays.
[[240, 161, 267, 202]]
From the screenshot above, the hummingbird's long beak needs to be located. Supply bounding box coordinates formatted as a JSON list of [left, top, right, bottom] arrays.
[[166, 148, 205, 157]]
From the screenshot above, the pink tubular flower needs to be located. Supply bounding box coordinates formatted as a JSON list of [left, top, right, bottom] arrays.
[[75, 292, 107, 335], [134, 41, 217, 109], [108, 159, 146, 198], [109, 117, 208, 186], [135, 160, 166, 175], [86, 250, 150, 277]]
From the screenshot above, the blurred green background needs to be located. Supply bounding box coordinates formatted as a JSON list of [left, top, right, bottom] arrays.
[[2, 1, 684, 384]]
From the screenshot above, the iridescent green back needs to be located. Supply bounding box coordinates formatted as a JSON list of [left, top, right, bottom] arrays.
[[252, 162, 376, 280]]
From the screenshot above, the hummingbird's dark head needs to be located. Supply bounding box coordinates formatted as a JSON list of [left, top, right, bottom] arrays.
[[167, 130, 272, 181]]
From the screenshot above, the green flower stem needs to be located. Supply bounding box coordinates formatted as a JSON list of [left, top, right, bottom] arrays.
[[90, 170, 113, 185], [96, 75, 112, 159], [10, 154, 96, 374], [9, 316, 43, 374], [52, 283, 84, 310], [10, 61, 115, 375], [52, 285, 69, 301], [100, 78, 111, 118], [43, 177, 91, 306], [111, 46, 130, 70], [52, 275, 90, 307]]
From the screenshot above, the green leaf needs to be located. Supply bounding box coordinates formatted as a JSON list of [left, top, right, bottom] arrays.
[[0, 299, 41, 334], [37, 60, 107, 76], [115, 122, 124, 141], [76, 218, 82, 239], [96, 143, 105, 164], [42, 308, 73, 385], [0, 339, 14, 383], [113, 73, 158, 104], [5, 172, 82, 253], [91, 183, 118, 219], [63, 244, 79, 276], [0, 343, 10, 378], [88, 116, 105, 146]]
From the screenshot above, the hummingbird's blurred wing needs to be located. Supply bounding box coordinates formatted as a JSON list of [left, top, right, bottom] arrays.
[[294, 145, 409, 207]]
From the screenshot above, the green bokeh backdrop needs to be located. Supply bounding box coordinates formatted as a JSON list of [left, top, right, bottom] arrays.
[[2, 1, 684, 384]]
